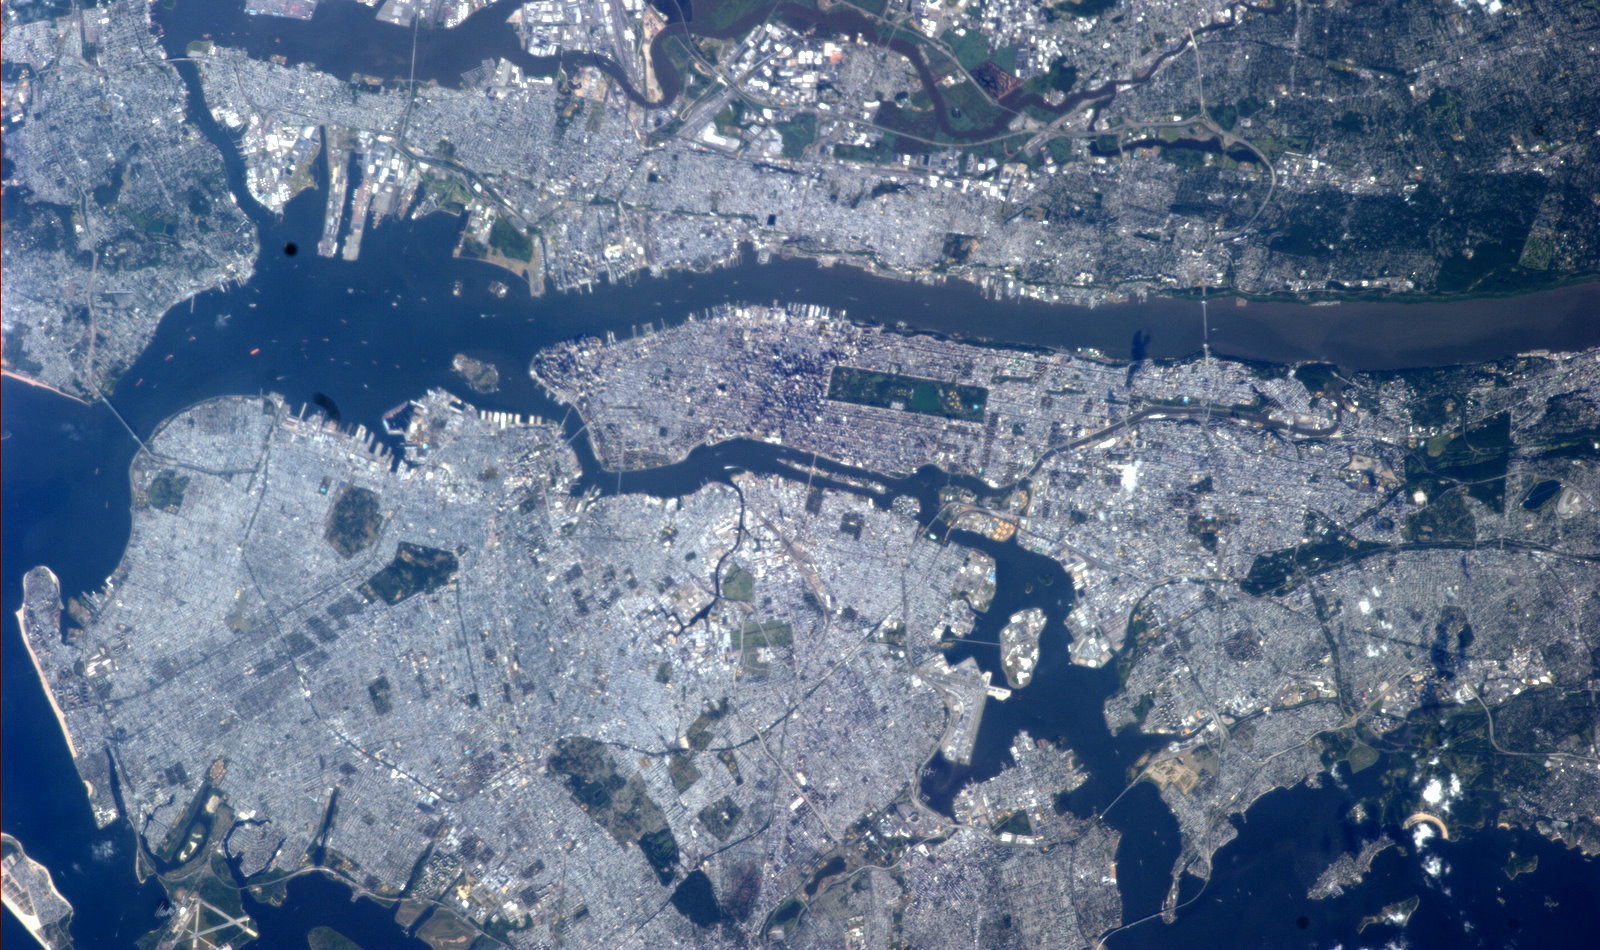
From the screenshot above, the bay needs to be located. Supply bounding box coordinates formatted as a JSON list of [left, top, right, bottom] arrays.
[[5, 1, 1600, 945]]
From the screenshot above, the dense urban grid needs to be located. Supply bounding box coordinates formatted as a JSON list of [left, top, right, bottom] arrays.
[[6, 0, 1600, 946], [185, 0, 1600, 302], [542, 305, 1600, 903], [1, 0, 257, 399], [22, 305, 1600, 948], [6, 0, 1600, 396], [21, 382, 1116, 947]]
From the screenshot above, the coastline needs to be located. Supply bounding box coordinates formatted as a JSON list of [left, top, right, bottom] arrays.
[[5, 325, 1599, 948], [1167, 271, 1600, 309], [0, 833, 75, 950], [0, 368, 92, 407], [16, 567, 80, 761]]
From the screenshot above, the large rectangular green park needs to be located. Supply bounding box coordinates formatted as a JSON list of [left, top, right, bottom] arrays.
[[827, 366, 988, 422]]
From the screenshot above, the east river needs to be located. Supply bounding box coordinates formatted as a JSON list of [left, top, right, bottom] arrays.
[[5, 1, 1600, 946]]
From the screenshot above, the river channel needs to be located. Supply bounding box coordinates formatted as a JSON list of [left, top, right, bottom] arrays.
[[6, 1, 1600, 946]]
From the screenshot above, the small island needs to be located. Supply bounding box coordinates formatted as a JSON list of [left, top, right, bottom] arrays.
[[451, 354, 500, 394], [1360, 895, 1420, 933], [1307, 836, 1394, 900], [999, 608, 1045, 689]]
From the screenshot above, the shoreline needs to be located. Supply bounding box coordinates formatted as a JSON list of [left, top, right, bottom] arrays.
[[0, 833, 75, 950], [0, 368, 92, 407], [16, 567, 80, 760], [5, 251, 1597, 424]]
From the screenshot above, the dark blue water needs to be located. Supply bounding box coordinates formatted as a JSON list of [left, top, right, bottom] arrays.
[[7, 1, 1600, 945], [240, 875, 434, 949], [1107, 768, 1600, 948], [1, 385, 166, 944]]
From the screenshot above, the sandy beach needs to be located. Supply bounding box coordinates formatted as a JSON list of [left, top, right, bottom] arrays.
[[16, 567, 79, 760], [1, 368, 91, 406]]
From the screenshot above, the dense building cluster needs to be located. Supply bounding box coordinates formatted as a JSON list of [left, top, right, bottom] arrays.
[[1, 1, 257, 398], [28, 384, 1115, 946], [6, 0, 1600, 945], [7, 0, 1599, 397], [198, 0, 1600, 305], [22, 306, 1600, 947], [536, 304, 1600, 903]]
